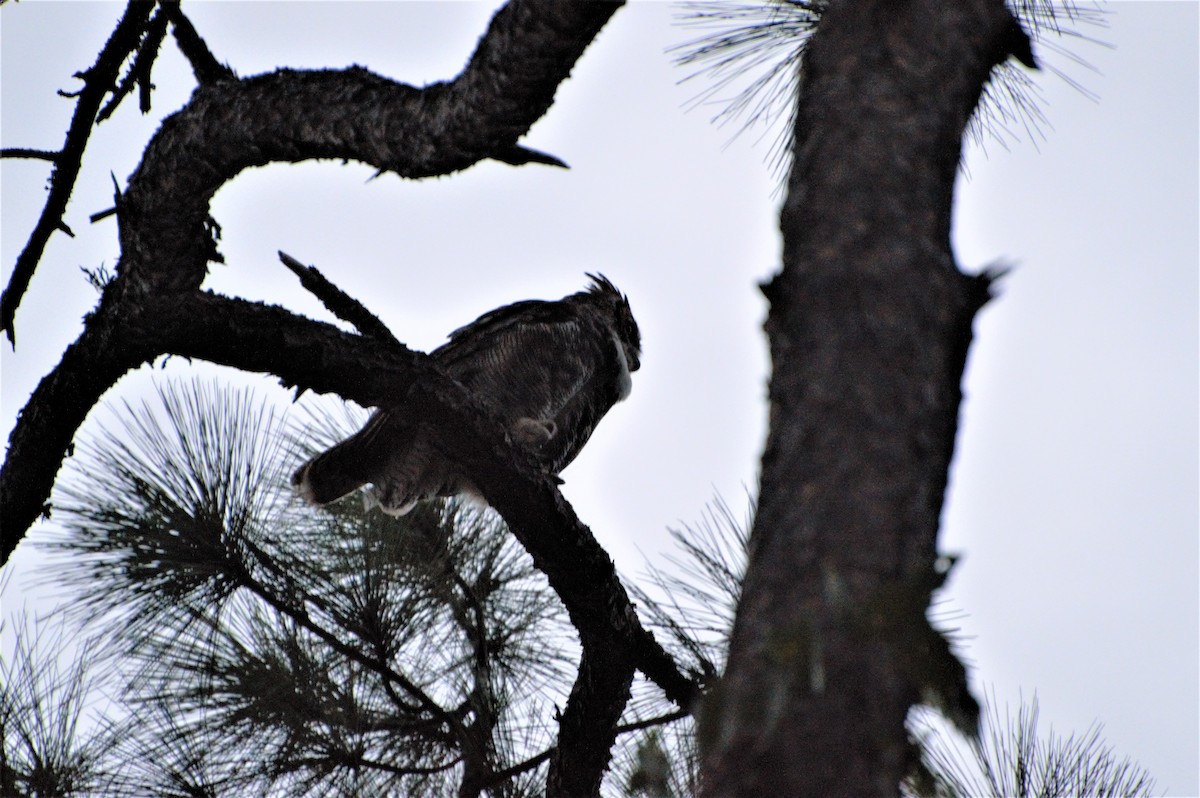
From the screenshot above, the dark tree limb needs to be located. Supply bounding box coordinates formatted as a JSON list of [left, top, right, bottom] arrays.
[[2, 3, 707, 794], [1, 148, 61, 162], [98, 5, 170, 121], [482, 707, 691, 792], [161, 1, 237, 85], [1, 0, 155, 342], [699, 0, 1032, 795]]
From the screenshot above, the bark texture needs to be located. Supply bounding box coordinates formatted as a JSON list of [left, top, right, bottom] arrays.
[[700, 0, 1029, 794]]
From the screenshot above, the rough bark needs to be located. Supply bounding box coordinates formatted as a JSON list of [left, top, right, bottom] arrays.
[[700, 0, 1030, 795], [2, 3, 701, 795]]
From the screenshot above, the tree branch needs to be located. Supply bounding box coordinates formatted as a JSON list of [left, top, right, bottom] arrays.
[[288, 753, 461, 778], [616, 707, 690, 736], [278, 251, 399, 345], [98, 6, 170, 121], [1, 0, 156, 342], [0, 148, 61, 162], [161, 1, 237, 85]]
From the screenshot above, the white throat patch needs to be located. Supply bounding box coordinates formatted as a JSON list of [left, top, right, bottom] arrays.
[[612, 332, 633, 400]]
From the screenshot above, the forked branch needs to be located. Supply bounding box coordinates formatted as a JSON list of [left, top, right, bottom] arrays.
[[1, 3, 704, 795]]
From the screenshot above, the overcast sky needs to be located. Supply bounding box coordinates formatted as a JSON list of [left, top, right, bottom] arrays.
[[2, 1, 1196, 793]]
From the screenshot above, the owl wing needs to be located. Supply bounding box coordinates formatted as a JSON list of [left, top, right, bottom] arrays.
[[432, 298, 619, 474]]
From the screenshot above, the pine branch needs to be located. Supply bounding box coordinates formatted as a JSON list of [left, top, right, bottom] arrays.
[[278, 251, 399, 344], [1, 0, 156, 342], [161, 1, 237, 84], [0, 148, 60, 162], [97, 6, 170, 121]]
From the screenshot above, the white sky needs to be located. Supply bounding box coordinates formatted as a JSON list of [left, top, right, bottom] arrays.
[[1, 1, 1196, 793]]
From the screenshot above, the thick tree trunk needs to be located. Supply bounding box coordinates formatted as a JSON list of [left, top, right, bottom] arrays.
[[701, 0, 1030, 794]]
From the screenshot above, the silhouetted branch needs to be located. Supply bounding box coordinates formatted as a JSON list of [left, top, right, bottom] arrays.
[[617, 708, 691, 736], [279, 251, 399, 344], [488, 747, 555, 786], [290, 754, 462, 778], [486, 706, 701, 795], [162, 1, 237, 84], [0, 148, 60, 162], [98, 6, 170, 121], [1, 0, 155, 342]]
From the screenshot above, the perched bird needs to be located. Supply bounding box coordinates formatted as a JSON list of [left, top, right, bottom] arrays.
[[292, 274, 641, 515]]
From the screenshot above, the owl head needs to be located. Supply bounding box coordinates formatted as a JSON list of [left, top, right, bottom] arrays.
[[585, 273, 641, 372]]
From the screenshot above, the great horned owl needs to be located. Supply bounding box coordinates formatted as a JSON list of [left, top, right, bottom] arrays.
[[292, 274, 641, 515]]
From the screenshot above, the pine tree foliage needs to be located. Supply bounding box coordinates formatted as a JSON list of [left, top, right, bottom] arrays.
[[35, 379, 587, 796], [905, 697, 1158, 797], [6, 379, 1160, 796], [672, 0, 825, 175], [671, 0, 1108, 180], [609, 498, 752, 797], [626, 498, 749, 685], [0, 612, 124, 798]]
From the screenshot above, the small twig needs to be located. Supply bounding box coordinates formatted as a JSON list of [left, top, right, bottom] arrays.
[[289, 753, 462, 777], [491, 144, 569, 169], [487, 747, 555, 786], [278, 251, 399, 344], [1, 0, 156, 343], [0, 148, 60, 162], [90, 172, 125, 224], [615, 707, 690, 735], [98, 6, 170, 121], [486, 708, 691, 791]]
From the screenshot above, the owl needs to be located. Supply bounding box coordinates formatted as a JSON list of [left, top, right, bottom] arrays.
[[292, 274, 641, 515]]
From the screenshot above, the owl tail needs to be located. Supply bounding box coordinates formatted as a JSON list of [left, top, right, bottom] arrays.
[[292, 411, 485, 515], [292, 438, 373, 506], [292, 410, 404, 507]]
